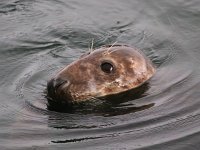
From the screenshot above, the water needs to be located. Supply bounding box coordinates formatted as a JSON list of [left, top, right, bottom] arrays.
[[0, 0, 200, 149]]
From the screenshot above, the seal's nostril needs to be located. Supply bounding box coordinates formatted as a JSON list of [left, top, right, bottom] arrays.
[[54, 78, 68, 89], [47, 78, 68, 94]]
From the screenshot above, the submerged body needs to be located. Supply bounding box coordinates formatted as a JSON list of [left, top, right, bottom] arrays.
[[47, 44, 156, 104]]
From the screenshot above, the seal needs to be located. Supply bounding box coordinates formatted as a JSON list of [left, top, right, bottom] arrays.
[[47, 44, 156, 105]]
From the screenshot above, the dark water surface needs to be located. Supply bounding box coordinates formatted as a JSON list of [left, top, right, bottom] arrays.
[[1, 0, 200, 149]]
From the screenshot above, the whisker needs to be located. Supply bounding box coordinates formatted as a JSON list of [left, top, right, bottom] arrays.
[[103, 41, 118, 56], [91, 38, 94, 52], [107, 41, 128, 55], [107, 48, 120, 55], [107, 41, 118, 51]]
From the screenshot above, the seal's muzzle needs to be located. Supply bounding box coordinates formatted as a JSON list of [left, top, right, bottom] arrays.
[[47, 78, 70, 102]]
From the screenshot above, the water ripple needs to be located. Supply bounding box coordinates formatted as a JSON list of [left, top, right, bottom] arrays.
[[1, 0, 200, 149]]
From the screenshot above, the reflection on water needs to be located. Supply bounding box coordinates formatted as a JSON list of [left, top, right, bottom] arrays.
[[0, 0, 200, 149]]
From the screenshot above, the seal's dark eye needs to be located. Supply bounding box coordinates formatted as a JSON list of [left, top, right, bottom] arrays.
[[101, 62, 114, 73]]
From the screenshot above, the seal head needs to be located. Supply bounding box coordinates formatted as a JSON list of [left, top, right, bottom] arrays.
[[47, 44, 155, 104]]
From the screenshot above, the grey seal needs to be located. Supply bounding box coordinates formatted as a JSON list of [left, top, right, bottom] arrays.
[[47, 44, 156, 105]]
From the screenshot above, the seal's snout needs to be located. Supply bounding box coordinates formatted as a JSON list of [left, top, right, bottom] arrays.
[[47, 77, 69, 98]]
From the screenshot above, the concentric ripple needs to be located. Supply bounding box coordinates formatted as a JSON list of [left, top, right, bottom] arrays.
[[0, 0, 200, 150]]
